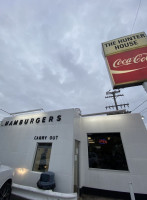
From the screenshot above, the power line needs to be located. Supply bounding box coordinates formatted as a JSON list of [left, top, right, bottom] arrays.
[[131, 0, 141, 34], [0, 109, 10, 115], [132, 100, 147, 112], [140, 107, 147, 114]]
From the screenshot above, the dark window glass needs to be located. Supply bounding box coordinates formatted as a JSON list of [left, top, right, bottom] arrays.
[[87, 133, 128, 171], [33, 143, 52, 172]]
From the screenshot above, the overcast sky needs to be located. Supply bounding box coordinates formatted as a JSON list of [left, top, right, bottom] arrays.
[[0, 0, 147, 126]]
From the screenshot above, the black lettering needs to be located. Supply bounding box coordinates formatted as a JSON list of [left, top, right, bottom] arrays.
[[112, 41, 116, 46], [118, 37, 134, 44], [129, 41, 134, 46], [5, 121, 9, 126], [42, 117, 46, 123], [49, 116, 54, 122], [134, 40, 138, 45], [53, 136, 55, 140], [123, 38, 127, 42], [105, 41, 116, 47], [120, 44, 124, 48], [19, 120, 23, 125], [34, 136, 38, 140], [127, 37, 133, 41], [42, 136, 47, 140], [30, 118, 34, 124], [39, 136, 41, 140], [118, 39, 123, 44], [24, 119, 29, 125], [136, 35, 141, 39], [129, 41, 138, 46], [140, 33, 146, 38], [36, 118, 40, 123], [104, 43, 109, 47], [48, 135, 58, 140], [132, 36, 136, 40], [124, 42, 129, 47], [13, 120, 18, 125], [9, 121, 13, 126], [115, 45, 120, 50], [115, 40, 138, 50], [57, 115, 61, 121], [117, 34, 144, 46], [115, 44, 125, 49]]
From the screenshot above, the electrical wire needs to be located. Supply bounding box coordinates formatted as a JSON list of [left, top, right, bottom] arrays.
[[0, 109, 10, 115], [140, 107, 147, 114], [132, 100, 147, 112], [131, 0, 142, 34]]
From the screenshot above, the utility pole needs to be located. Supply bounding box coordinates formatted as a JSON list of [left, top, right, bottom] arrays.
[[105, 90, 130, 111], [143, 82, 147, 93]]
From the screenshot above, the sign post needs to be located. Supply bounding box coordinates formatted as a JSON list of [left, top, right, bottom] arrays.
[[143, 82, 147, 93], [102, 32, 147, 89]]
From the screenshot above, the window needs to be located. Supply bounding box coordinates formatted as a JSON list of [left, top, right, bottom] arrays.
[[87, 133, 128, 171], [33, 143, 52, 172]]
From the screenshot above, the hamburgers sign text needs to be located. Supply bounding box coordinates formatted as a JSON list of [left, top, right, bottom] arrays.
[[102, 32, 147, 88]]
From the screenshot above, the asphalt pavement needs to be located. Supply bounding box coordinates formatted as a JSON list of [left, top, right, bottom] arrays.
[[79, 194, 125, 200], [11, 194, 126, 200], [11, 194, 27, 200]]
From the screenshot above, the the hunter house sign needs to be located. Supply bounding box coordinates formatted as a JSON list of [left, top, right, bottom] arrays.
[[102, 32, 147, 89]]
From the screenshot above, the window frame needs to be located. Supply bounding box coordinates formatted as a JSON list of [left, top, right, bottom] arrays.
[[87, 132, 129, 171], [32, 142, 52, 172]]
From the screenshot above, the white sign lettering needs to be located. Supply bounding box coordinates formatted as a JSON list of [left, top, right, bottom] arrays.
[[113, 53, 147, 68]]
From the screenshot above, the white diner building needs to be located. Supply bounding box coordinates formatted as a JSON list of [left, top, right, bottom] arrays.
[[0, 108, 147, 200]]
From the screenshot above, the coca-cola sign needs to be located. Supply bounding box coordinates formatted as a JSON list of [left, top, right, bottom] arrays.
[[106, 46, 147, 88], [113, 53, 147, 68]]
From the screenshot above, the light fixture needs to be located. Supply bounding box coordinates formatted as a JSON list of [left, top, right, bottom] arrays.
[[89, 141, 95, 144], [16, 168, 29, 175], [142, 116, 144, 120]]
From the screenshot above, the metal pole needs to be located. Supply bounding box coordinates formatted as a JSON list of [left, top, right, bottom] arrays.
[[129, 182, 136, 200], [143, 82, 147, 93], [112, 92, 119, 110]]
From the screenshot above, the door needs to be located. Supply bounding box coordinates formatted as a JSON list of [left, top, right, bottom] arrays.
[[74, 140, 80, 193]]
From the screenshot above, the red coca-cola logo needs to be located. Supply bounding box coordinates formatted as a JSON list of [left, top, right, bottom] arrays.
[[106, 46, 147, 87], [113, 53, 147, 68]]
